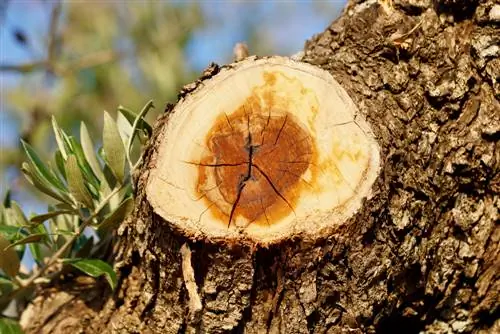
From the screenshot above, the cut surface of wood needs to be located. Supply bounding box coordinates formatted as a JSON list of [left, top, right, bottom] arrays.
[[147, 56, 380, 244]]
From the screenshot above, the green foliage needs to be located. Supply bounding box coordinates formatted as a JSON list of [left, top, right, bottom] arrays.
[[0, 317, 24, 334], [62, 259, 118, 291], [0, 102, 153, 325], [1, 2, 202, 200], [0, 236, 20, 278], [103, 112, 127, 182]]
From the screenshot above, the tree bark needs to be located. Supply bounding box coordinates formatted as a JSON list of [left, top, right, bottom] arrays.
[[21, 0, 499, 333]]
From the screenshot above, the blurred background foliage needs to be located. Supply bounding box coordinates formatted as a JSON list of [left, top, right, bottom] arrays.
[[0, 1, 343, 213]]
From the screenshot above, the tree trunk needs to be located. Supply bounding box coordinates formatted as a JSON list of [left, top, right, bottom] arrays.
[[21, 0, 499, 333]]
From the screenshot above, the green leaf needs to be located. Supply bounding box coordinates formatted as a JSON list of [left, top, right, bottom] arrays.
[[103, 111, 126, 182], [21, 140, 66, 191], [65, 155, 94, 208], [29, 242, 42, 265], [68, 136, 100, 192], [21, 163, 72, 205], [98, 197, 134, 234], [63, 258, 117, 290], [117, 105, 153, 136], [0, 276, 14, 295], [30, 210, 76, 224], [80, 122, 107, 185], [54, 150, 67, 181], [124, 101, 155, 170], [49, 212, 76, 248], [51, 116, 68, 160], [3, 233, 47, 251], [0, 318, 24, 334], [28, 223, 49, 263], [116, 112, 133, 146], [5, 201, 28, 227], [0, 226, 27, 241], [0, 235, 20, 277]]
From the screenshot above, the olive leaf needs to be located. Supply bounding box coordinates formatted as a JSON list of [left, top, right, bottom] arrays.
[[21, 162, 72, 205], [51, 116, 68, 160], [80, 122, 107, 186], [21, 140, 66, 192], [0, 226, 27, 241], [62, 258, 117, 290], [117, 104, 153, 137], [4, 201, 28, 227], [65, 155, 94, 208], [0, 235, 20, 277], [103, 111, 126, 183], [30, 209, 76, 224], [54, 150, 67, 180], [98, 197, 134, 234], [3, 233, 47, 251], [68, 136, 100, 193]]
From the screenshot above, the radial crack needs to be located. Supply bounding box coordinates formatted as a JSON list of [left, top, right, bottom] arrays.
[[253, 164, 295, 215], [182, 161, 248, 167], [274, 114, 288, 145]]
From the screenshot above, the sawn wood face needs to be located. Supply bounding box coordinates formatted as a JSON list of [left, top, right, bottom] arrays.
[[195, 90, 314, 227]]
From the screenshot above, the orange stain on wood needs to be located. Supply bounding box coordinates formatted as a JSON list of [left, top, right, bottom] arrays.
[[193, 71, 322, 227]]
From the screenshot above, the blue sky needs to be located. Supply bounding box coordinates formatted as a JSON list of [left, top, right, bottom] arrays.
[[0, 1, 345, 213]]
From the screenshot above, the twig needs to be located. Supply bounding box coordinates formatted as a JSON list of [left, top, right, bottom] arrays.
[[47, 2, 62, 66], [126, 100, 155, 173], [0, 61, 47, 73], [61, 50, 121, 75], [0, 183, 126, 306], [233, 42, 249, 62]]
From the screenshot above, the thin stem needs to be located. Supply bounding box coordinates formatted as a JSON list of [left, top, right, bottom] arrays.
[[0, 183, 127, 307], [47, 2, 62, 66], [126, 100, 155, 172]]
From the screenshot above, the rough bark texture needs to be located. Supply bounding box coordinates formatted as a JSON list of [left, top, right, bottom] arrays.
[[21, 0, 499, 333]]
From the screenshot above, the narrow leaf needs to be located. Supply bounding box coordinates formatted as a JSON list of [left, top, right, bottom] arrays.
[[4, 233, 46, 251], [0, 235, 20, 277], [30, 210, 76, 224], [103, 111, 126, 182], [124, 101, 155, 170], [0, 277, 15, 300], [29, 242, 42, 265], [98, 197, 134, 233], [116, 112, 132, 146], [54, 150, 67, 180], [5, 201, 28, 227], [65, 155, 94, 208], [0, 226, 27, 241], [21, 140, 66, 191], [28, 221, 49, 263], [68, 136, 100, 191], [51, 116, 68, 160], [117, 105, 153, 136], [63, 258, 117, 290], [21, 162, 72, 205], [80, 122, 106, 184]]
